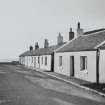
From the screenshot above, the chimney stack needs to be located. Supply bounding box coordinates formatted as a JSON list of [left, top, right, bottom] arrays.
[[29, 46, 33, 51], [77, 22, 84, 37], [44, 39, 49, 48], [69, 28, 74, 40], [57, 32, 63, 45], [35, 42, 39, 50], [78, 22, 80, 29]]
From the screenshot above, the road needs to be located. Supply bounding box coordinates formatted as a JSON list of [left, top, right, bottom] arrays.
[[0, 64, 105, 105]]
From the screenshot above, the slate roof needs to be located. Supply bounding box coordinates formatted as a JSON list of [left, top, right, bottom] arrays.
[[83, 28, 105, 35], [31, 43, 66, 56], [31, 48, 53, 56], [56, 30, 105, 52], [19, 50, 33, 57], [19, 43, 66, 57], [99, 43, 105, 49]]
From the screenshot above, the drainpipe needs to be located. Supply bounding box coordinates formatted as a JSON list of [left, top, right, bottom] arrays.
[[38, 52, 40, 69], [96, 49, 100, 84]]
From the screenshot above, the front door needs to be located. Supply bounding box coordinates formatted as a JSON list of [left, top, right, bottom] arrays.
[[70, 56, 74, 76]]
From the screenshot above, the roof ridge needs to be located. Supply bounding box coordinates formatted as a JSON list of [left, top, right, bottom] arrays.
[[94, 40, 105, 49], [83, 28, 105, 34], [55, 37, 77, 52], [81, 29, 105, 37]]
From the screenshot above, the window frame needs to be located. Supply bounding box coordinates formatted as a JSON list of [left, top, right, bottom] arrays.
[[32, 56, 33, 63], [42, 56, 43, 64], [80, 56, 87, 71], [38, 56, 40, 64], [45, 56, 47, 66], [59, 56, 62, 67]]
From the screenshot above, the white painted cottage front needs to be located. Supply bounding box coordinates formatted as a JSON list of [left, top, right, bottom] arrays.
[[54, 28, 105, 83], [54, 51, 97, 82]]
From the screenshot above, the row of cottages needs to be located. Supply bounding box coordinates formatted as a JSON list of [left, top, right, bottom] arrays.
[[19, 32, 66, 71], [54, 22, 105, 83], [19, 22, 105, 83]]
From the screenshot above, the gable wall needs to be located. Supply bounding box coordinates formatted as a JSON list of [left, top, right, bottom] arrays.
[[24, 56, 27, 66]]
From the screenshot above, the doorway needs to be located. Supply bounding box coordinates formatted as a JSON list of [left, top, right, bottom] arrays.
[[70, 56, 74, 76]]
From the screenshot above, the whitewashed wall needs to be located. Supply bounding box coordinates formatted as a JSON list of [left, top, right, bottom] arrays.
[[26, 56, 34, 69], [34, 56, 40, 69], [27, 56, 30, 67], [54, 52, 70, 76], [24, 56, 26, 66], [99, 50, 105, 83], [39, 55, 51, 71], [22, 57, 25, 65], [19, 57, 23, 64], [54, 51, 97, 82], [24, 56, 28, 66], [30, 56, 39, 69], [33, 56, 36, 68], [29, 55, 52, 71]]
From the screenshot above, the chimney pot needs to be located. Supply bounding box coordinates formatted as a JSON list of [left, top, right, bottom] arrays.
[[69, 27, 74, 40], [70, 28, 72, 32], [57, 33, 63, 45], [78, 22, 80, 29], [77, 22, 84, 37], [35, 42, 39, 50], [44, 39, 49, 48], [29, 46, 33, 51]]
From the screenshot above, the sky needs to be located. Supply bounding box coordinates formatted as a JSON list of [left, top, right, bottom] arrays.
[[0, 0, 105, 60]]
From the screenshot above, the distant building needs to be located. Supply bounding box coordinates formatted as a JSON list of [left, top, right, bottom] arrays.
[[19, 33, 66, 71], [19, 46, 34, 67]]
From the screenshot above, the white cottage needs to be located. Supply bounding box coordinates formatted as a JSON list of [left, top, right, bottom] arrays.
[[30, 47, 54, 71], [54, 23, 105, 83], [30, 35, 65, 71], [19, 46, 34, 68], [19, 33, 66, 71]]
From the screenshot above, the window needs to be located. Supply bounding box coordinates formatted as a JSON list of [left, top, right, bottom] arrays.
[[34, 57, 36, 64], [45, 56, 47, 65], [34, 57, 36, 67], [80, 56, 87, 70], [32, 57, 33, 63], [38, 56, 40, 64], [59, 56, 62, 66], [42, 56, 43, 64]]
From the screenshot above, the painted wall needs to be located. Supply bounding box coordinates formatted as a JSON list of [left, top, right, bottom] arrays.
[[19, 57, 25, 65], [24, 56, 28, 66], [19, 57, 22, 64], [29, 55, 52, 71], [99, 50, 105, 83], [26, 56, 34, 69], [35, 56, 40, 69], [39, 55, 51, 71], [54, 51, 97, 82], [19, 56, 29, 67], [30, 56, 40, 69]]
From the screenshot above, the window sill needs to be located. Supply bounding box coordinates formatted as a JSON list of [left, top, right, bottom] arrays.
[[81, 70, 88, 74]]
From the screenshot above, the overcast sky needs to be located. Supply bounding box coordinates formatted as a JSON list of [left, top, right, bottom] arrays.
[[0, 0, 105, 60]]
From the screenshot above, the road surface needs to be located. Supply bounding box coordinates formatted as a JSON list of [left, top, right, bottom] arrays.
[[0, 64, 105, 105]]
